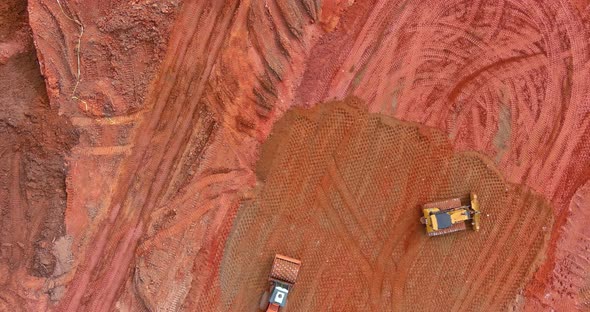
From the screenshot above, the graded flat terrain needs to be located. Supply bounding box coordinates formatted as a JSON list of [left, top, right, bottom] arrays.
[[214, 99, 553, 311]]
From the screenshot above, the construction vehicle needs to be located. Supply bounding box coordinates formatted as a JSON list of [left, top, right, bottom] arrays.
[[260, 254, 301, 312], [420, 193, 481, 236]]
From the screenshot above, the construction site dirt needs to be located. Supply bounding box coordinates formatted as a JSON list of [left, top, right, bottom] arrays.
[[0, 0, 589, 311], [214, 99, 553, 311]]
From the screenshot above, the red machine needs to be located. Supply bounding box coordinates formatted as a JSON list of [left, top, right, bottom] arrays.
[[260, 254, 301, 312]]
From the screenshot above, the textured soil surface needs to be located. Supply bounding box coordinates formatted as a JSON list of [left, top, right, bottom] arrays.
[[0, 0, 589, 311], [216, 99, 554, 311]]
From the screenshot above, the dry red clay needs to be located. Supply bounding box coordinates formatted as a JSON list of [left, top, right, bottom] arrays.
[[213, 99, 553, 311], [539, 180, 590, 311], [0, 0, 588, 311]]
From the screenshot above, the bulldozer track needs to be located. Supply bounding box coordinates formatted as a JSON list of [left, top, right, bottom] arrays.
[[12, 0, 588, 310], [216, 100, 554, 311]]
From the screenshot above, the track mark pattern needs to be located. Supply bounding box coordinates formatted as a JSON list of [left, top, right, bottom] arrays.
[[216, 98, 554, 311]]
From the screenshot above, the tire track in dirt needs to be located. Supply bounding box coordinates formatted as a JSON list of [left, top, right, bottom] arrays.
[[296, 0, 589, 208], [465, 191, 551, 311], [19, 0, 589, 309], [55, 1, 240, 310], [8, 152, 26, 247], [448, 192, 517, 311], [293, 2, 589, 309], [24, 1, 182, 308], [154, 1, 335, 309], [327, 158, 378, 243], [371, 122, 440, 310], [53, 0, 330, 309], [316, 186, 374, 279], [217, 99, 554, 311], [533, 181, 590, 311]]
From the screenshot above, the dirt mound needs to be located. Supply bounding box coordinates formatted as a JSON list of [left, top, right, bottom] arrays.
[[206, 98, 554, 311]]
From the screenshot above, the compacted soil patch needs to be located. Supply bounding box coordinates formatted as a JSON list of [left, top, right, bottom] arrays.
[[214, 98, 553, 311]]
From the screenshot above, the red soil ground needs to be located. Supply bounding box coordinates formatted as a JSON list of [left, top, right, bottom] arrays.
[[213, 99, 554, 311], [0, 0, 588, 311]]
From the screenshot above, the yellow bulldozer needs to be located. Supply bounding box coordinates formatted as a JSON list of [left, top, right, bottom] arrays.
[[420, 193, 481, 236]]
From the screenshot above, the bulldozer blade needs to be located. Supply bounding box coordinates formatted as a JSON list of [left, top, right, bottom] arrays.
[[470, 193, 480, 212], [472, 214, 481, 231], [470, 193, 481, 231]]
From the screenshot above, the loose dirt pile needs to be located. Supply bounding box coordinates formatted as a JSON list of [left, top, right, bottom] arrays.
[[213, 98, 553, 311]]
